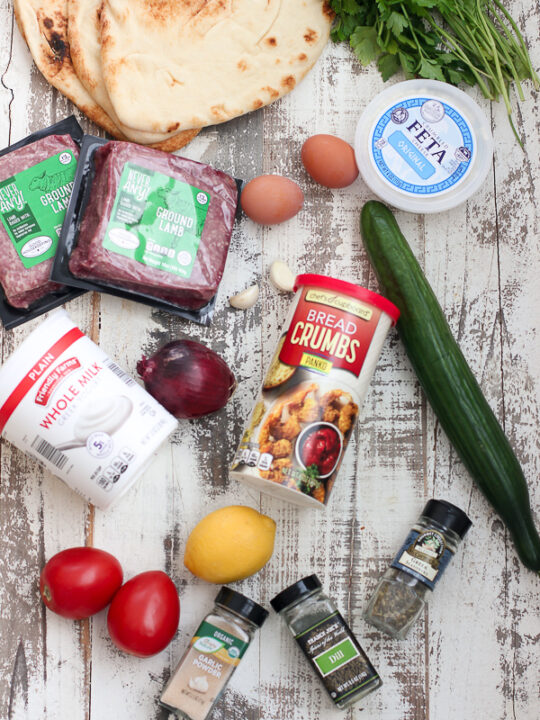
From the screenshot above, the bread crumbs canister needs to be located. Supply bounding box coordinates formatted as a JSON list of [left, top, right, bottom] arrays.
[[230, 274, 399, 508]]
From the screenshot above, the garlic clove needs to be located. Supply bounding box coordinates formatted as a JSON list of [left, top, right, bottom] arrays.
[[229, 284, 259, 309], [269, 260, 295, 293]]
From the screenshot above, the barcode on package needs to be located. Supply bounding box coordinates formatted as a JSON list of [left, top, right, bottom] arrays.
[[31, 436, 68, 470], [104, 360, 136, 387]]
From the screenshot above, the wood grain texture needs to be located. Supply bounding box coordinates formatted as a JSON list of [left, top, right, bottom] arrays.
[[0, 1, 539, 718]]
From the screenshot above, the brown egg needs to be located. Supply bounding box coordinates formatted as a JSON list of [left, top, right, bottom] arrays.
[[241, 175, 304, 225], [301, 134, 359, 188]]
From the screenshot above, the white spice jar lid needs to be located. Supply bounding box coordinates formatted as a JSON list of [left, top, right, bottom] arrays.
[[355, 79, 493, 214]]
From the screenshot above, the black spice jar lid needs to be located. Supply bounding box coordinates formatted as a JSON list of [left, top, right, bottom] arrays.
[[270, 575, 322, 613], [215, 587, 269, 627], [422, 499, 472, 538]]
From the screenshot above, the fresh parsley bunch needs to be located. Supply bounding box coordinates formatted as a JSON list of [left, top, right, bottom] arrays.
[[330, 0, 539, 142]]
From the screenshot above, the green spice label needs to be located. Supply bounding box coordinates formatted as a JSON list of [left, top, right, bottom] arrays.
[[313, 637, 360, 676], [102, 162, 211, 279], [295, 610, 379, 705], [0, 150, 77, 268], [191, 620, 249, 667]]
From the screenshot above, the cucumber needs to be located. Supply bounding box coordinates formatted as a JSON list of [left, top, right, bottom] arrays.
[[361, 200, 540, 573]]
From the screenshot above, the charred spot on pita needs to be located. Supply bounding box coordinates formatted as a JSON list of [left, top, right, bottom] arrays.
[[262, 86, 279, 99], [211, 104, 227, 119], [281, 75, 296, 89], [322, 1, 335, 20], [46, 31, 68, 62], [165, 71, 184, 87], [304, 28, 318, 44]]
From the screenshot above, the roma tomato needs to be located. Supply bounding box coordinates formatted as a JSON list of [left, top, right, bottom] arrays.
[[107, 571, 180, 657], [40, 547, 123, 619]]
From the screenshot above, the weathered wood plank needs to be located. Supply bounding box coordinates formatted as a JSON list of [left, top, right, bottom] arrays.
[[85, 104, 266, 719], [0, 0, 539, 718], [0, 16, 91, 720], [487, 3, 540, 717]]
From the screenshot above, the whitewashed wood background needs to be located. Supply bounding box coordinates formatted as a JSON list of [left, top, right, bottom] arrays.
[[1, 2, 539, 719]]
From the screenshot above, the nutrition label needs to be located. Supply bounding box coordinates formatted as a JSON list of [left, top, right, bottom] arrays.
[[96, 447, 135, 491], [235, 446, 273, 472]]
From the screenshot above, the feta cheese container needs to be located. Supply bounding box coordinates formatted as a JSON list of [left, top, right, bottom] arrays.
[[355, 80, 493, 213], [0, 310, 177, 508]]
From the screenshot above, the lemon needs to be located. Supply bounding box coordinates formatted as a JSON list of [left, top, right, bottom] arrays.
[[184, 505, 276, 583]]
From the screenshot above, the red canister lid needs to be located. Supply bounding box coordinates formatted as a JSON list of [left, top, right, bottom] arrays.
[[294, 274, 400, 325]]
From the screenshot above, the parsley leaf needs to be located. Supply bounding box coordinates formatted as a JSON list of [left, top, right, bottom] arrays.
[[350, 25, 380, 65], [387, 11, 408, 37], [378, 53, 401, 81], [398, 50, 416, 78], [300, 465, 322, 494], [418, 57, 446, 82]]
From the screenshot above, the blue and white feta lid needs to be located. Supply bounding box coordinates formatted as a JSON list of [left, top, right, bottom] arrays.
[[355, 80, 493, 214]]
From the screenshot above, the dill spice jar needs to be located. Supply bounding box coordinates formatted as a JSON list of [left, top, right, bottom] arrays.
[[271, 575, 381, 709], [160, 587, 268, 720], [364, 499, 472, 639]]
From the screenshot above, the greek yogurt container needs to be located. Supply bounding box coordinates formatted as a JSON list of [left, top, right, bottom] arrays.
[[231, 275, 399, 508], [0, 310, 177, 508], [355, 80, 493, 213]]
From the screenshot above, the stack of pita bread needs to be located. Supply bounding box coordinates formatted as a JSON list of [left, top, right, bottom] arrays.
[[14, 0, 333, 152]]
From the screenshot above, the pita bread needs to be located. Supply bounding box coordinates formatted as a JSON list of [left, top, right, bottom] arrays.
[[99, 0, 333, 134], [14, 0, 198, 151], [67, 0, 191, 145], [14, 0, 120, 136]]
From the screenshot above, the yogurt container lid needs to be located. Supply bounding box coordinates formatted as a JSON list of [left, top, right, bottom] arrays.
[[294, 273, 400, 324], [355, 80, 493, 214]]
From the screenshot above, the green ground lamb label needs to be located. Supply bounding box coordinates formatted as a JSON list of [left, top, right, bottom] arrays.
[[0, 150, 76, 268], [102, 162, 211, 279]]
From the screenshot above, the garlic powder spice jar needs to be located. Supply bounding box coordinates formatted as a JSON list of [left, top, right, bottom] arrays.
[[160, 587, 268, 720]]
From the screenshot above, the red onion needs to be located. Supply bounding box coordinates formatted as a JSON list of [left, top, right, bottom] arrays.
[[137, 340, 236, 419]]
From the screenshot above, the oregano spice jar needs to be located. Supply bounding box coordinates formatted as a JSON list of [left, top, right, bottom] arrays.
[[364, 499, 472, 639], [271, 575, 381, 709]]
